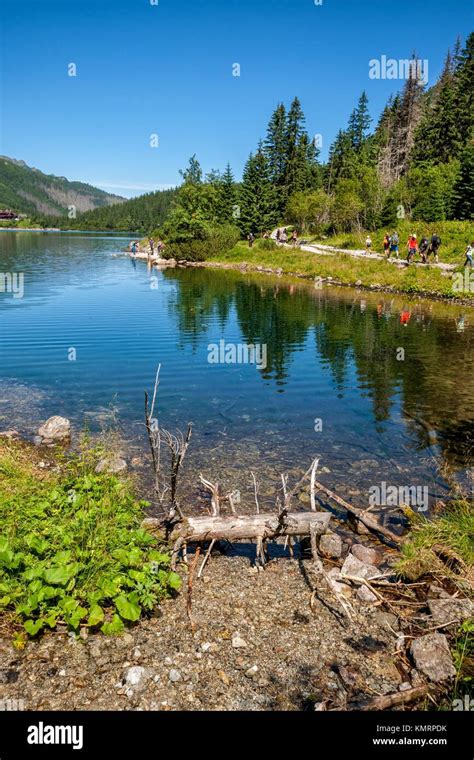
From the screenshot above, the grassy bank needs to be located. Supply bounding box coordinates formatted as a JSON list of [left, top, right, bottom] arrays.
[[309, 220, 473, 266], [0, 439, 179, 644], [212, 239, 468, 299]]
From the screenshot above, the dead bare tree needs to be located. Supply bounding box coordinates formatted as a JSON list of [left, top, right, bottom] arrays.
[[145, 364, 192, 525]]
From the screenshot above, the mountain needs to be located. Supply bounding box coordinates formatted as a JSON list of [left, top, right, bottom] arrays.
[[0, 156, 126, 217]]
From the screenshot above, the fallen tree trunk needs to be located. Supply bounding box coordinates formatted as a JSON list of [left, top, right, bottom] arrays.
[[312, 478, 402, 546], [171, 511, 331, 543]]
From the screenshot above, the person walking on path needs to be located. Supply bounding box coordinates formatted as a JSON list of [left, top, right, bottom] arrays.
[[281, 228, 288, 245], [407, 234, 418, 264], [276, 228, 281, 244], [291, 229, 298, 247], [131, 241, 137, 257], [418, 236, 429, 264], [365, 234, 372, 254], [389, 231, 399, 259], [149, 238, 155, 256], [383, 233, 391, 257], [428, 233, 441, 263], [464, 240, 474, 268], [247, 232, 255, 248]]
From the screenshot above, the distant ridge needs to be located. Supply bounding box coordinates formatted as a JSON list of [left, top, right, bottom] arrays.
[[0, 156, 126, 217]]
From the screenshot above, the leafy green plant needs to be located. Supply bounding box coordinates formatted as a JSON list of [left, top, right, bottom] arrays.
[[0, 441, 180, 638]]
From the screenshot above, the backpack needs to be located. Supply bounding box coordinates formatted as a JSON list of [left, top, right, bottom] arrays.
[[392, 233, 399, 245], [431, 235, 441, 247]]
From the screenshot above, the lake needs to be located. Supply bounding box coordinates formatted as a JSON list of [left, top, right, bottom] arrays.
[[1, 231, 473, 518]]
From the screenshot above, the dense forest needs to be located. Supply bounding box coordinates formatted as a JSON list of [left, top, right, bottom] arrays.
[[28, 33, 473, 244]]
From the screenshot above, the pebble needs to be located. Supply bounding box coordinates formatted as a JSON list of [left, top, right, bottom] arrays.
[[169, 669, 182, 683], [232, 633, 248, 649], [245, 665, 258, 679]]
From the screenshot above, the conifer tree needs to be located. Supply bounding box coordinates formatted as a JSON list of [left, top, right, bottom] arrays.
[[348, 91, 372, 152], [239, 146, 278, 234], [218, 163, 238, 224], [264, 103, 288, 187], [451, 142, 474, 220]]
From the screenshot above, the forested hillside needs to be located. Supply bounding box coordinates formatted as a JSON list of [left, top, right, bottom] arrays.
[[0, 157, 125, 217]]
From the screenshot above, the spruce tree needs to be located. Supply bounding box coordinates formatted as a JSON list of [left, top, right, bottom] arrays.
[[218, 163, 238, 224], [264, 103, 288, 187], [348, 91, 372, 152], [451, 142, 474, 220], [239, 147, 278, 234], [284, 97, 307, 200]]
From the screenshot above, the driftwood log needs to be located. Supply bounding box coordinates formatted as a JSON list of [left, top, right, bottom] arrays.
[[171, 511, 331, 543]]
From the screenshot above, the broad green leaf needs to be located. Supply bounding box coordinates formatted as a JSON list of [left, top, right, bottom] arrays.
[[114, 594, 141, 622], [101, 615, 125, 635], [167, 572, 181, 590], [24, 619, 44, 636], [87, 604, 104, 627]]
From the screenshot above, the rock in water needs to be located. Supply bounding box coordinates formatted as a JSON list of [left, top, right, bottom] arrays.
[[410, 633, 456, 682], [95, 456, 127, 475], [37, 416, 71, 443]]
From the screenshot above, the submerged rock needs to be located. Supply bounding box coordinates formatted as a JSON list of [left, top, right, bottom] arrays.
[[37, 416, 71, 443], [95, 456, 127, 475], [410, 633, 456, 682]]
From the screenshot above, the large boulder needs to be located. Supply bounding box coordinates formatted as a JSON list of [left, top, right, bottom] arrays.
[[37, 416, 71, 444], [410, 633, 456, 682]]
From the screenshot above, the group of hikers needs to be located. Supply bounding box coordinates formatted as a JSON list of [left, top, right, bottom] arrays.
[[247, 228, 298, 248], [129, 238, 165, 257], [364, 231, 443, 264]]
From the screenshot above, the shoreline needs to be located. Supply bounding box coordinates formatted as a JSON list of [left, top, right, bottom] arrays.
[[1, 432, 471, 711], [182, 258, 474, 307]]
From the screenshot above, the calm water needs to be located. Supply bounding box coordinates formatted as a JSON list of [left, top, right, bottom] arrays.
[[1, 231, 473, 513]]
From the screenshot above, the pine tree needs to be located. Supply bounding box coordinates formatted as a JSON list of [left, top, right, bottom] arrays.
[[217, 163, 238, 224], [284, 97, 307, 200], [411, 51, 460, 164], [348, 91, 372, 151], [239, 147, 278, 234], [453, 32, 474, 151], [264, 103, 288, 187], [325, 129, 354, 190], [451, 142, 474, 220]]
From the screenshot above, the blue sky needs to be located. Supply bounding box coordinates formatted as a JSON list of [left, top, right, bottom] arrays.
[[0, 0, 472, 197]]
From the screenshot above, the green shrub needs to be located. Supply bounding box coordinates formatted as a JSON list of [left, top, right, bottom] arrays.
[[0, 441, 179, 639], [164, 223, 240, 262]]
